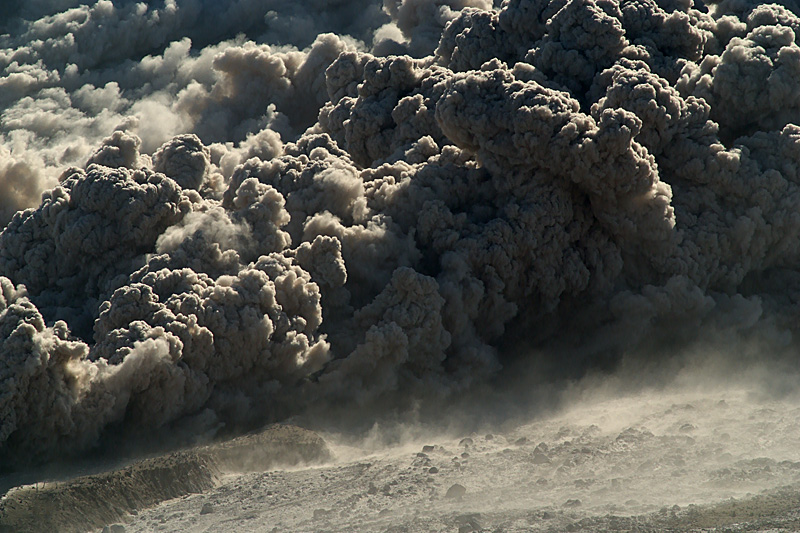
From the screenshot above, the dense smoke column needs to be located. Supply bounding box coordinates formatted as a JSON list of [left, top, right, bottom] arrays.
[[4, 0, 800, 469]]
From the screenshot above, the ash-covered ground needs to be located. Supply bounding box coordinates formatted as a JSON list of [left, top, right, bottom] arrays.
[[96, 376, 800, 532]]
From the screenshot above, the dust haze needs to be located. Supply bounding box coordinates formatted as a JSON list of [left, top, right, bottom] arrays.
[[2, 0, 800, 502]]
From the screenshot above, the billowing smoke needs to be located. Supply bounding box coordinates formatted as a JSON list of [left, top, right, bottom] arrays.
[[2, 0, 800, 470]]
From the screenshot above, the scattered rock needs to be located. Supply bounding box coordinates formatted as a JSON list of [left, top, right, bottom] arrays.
[[422, 445, 435, 453], [455, 513, 482, 532], [429, 467, 439, 474], [616, 427, 654, 443], [485, 434, 494, 441], [313, 508, 332, 520], [532, 453, 551, 465], [446, 484, 467, 499], [102, 526, 126, 533], [416, 452, 428, 458], [367, 482, 378, 495], [563, 499, 582, 508], [515, 437, 528, 446], [379, 508, 391, 516], [541, 511, 554, 519], [535, 442, 549, 453], [200, 503, 215, 515], [461, 452, 470, 458], [679, 423, 697, 433], [638, 460, 655, 472], [459, 438, 474, 447]]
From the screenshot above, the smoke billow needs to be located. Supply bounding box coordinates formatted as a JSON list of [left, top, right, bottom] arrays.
[[2, 0, 800, 470]]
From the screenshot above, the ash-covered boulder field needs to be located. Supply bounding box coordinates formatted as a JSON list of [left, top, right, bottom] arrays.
[[2, 0, 800, 469]]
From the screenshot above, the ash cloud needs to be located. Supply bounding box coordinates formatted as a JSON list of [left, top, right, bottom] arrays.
[[3, 0, 800, 469]]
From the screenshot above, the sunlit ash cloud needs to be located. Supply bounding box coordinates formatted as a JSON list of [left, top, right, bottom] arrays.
[[2, 0, 800, 470]]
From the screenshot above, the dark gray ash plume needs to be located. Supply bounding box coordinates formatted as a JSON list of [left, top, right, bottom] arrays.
[[3, 0, 800, 469]]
